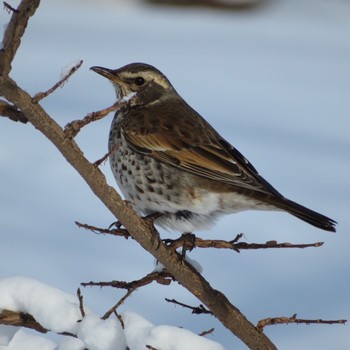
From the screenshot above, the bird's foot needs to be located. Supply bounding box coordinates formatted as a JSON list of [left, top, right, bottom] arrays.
[[108, 220, 123, 230], [163, 232, 196, 257], [179, 232, 196, 258]]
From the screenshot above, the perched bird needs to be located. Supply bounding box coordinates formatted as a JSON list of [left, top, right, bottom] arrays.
[[91, 63, 336, 233]]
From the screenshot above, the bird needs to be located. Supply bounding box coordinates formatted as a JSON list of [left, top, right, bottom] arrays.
[[90, 63, 336, 233]]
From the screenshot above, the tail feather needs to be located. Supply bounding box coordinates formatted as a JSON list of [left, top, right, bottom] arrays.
[[278, 198, 337, 232]]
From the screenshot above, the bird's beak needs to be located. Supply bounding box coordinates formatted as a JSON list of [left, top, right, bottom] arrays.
[[90, 66, 119, 81], [90, 66, 127, 99]]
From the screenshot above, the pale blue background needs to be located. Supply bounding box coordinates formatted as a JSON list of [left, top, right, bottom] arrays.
[[1, 0, 349, 349]]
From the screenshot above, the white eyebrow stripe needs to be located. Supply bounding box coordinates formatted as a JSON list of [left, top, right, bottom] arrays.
[[121, 70, 172, 90]]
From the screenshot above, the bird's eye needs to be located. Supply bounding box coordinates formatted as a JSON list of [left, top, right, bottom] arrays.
[[134, 77, 145, 86]]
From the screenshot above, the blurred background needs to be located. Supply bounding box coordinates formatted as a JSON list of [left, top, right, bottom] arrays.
[[1, 0, 349, 348]]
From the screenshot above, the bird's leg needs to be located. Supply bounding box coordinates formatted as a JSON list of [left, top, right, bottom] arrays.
[[180, 232, 196, 258]]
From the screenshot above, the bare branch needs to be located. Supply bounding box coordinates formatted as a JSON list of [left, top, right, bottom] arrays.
[[3, 2, 18, 13], [32, 60, 83, 103], [77, 288, 85, 318], [115, 311, 125, 329], [0, 99, 27, 123], [233, 240, 324, 251], [165, 298, 213, 315], [0, 0, 41, 78], [146, 345, 158, 350], [199, 328, 215, 337], [257, 314, 347, 332], [163, 233, 324, 252], [81, 271, 173, 290], [78, 223, 323, 254], [102, 289, 134, 320], [0, 309, 77, 338], [0, 309, 48, 333], [94, 143, 120, 167], [75, 221, 130, 239], [82, 271, 174, 320], [64, 101, 122, 139]]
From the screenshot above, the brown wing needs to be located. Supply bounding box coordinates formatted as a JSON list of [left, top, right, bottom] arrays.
[[122, 99, 282, 197]]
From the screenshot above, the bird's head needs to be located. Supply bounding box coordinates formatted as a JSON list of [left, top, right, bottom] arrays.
[[90, 63, 176, 105]]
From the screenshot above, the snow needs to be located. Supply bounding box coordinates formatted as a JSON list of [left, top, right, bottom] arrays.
[[0, 277, 225, 350], [153, 256, 203, 273], [58, 337, 85, 350], [0, 326, 17, 346], [0, 277, 83, 334], [185, 256, 203, 273], [77, 314, 126, 350], [153, 260, 165, 272], [123, 311, 225, 350], [0, 329, 56, 350]]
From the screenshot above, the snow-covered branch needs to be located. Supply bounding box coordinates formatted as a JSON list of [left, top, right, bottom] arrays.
[[0, 277, 224, 350]]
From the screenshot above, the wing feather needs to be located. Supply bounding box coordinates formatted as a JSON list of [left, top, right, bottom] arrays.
[[122, 100, 281, 196]]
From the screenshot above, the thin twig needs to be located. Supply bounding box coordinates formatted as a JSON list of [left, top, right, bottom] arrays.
[[234, 240, 324, 251], [165, 298, 213, 315], [114, 311, 125, 329], [199, 328, 215, 337], [78, 221, 324, 252], [81, 271, 173, 290], [97, 272, 173, 320], [75, 221, 130, 239], [163, 233, 324, 252], [3, 1, 19, 13], [146, 346, 158, 350], [257, 314, 347, 332], [77, 288, 85, 318], [32, 60, 83, 103], [94, 143, 120, 167], [64, 101, 123, 139], [101, 289, 134, 320], [83, 272, 174, 320]]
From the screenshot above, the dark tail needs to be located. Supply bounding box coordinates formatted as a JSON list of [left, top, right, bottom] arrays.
[[277, 197, 337, 232]]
